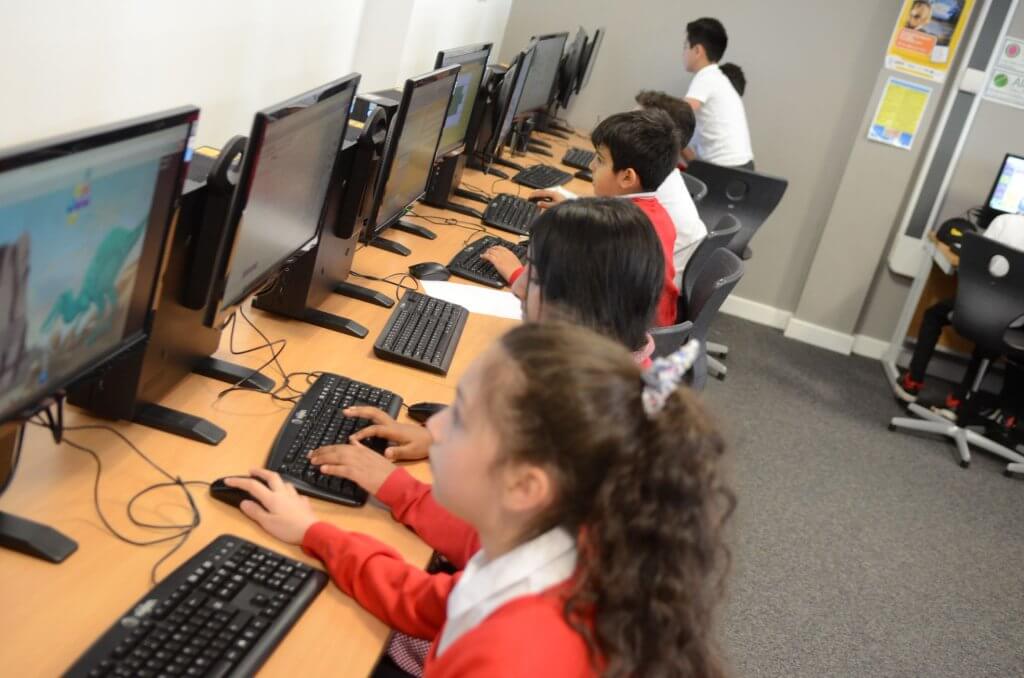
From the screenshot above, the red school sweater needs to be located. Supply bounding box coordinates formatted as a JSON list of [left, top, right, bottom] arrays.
[[301, 521, 596, 676], [507, 195, 679, 327]]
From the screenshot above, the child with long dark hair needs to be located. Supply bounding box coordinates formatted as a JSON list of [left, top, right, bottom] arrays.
[[229, 323, 733, 676]]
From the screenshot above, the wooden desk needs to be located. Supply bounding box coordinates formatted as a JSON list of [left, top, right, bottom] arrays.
[[0, 132, 591, 677]]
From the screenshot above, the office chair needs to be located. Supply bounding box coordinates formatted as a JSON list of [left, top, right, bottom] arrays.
[[679, 215, 741, 380], [681, 171, 708, 205], [686, 160, 788, 370], [889, 233, 1024, 472], [652, 247, 744, 391], [685, 160, 788, 260]]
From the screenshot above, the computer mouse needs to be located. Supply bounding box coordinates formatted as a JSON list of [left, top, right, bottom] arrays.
[[574, 169, 593, 182], [408, 261, 451, 281], [528, 194, 554, 204], [407, 401, 447, 423], [210, 475, 270, 509]]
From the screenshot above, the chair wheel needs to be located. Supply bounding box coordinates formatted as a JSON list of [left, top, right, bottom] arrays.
[[959, 460, 969, 469], [1005, 470, 1014, 478], [715, 374, 726, 381], [888, 423, 897, 432]]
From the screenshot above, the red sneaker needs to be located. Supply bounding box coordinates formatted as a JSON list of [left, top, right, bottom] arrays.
[[893, 372, 924, 403], [932, 392, 961, 421]]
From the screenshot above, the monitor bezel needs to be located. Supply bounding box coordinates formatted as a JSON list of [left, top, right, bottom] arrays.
[[434, 42, 493, 157], [366, 65, 460, 237], [575, 27, 604, 94], [204, 73, 361, 325], [556, 27, 588, 109], [485, 46, 537, 162], [0, 106, 199, 423]]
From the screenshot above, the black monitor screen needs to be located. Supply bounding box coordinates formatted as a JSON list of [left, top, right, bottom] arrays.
[[435, 44, 492, 157], [487, 47, 536, 160], [557, 28, 587, 108], [218, 76, 358, 312], [576, 28, 604, 94], [516, 33, 568, 115], [986, 153, 1024, 216], [372, 67, 459, 235], [0, 108, 196, 422]]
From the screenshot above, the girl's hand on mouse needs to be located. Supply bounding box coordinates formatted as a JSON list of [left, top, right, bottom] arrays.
[[528, 189, 565, 208], [340, 406, 433, 461], [227, 469, 318, 545], [309, 442, 398, 495], [480, 245, 523, 283]]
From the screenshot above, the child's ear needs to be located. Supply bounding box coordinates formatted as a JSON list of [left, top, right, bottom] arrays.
[[618, 167, 642, 192], [502, 462, 553, 514]]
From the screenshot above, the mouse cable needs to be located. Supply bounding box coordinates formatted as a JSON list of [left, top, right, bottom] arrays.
[[349, 270, 421, 302], [29, 410, 208, 584], [404, 211, 491, 247], [218, 307, 296, 404]]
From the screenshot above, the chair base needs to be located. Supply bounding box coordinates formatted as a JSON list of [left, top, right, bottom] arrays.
[[707, 341, 728, 357], [889, 403, 1024, 471], [708, 355, 727, 380]]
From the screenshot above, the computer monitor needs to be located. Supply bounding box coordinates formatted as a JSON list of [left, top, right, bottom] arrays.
[[515, 32, 569, 116], [367, 66, 460, 241], [485, 46, 537, 162], [434, 43, 492, 157], [204, 74, 359, 326], [575, 27, 604, 94], [985, 153, 1024, 220], [556, 28, 587, 109], [0, 107, 197, 424]]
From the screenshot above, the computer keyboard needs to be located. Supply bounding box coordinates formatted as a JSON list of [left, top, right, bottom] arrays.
[[561, 147, 595, 171], [65, 534, 327, 678], [266, 373, 402, 507], [448, 235, 528, 288], [512, 164, 573, 189], [374, 291, 468, 375], [481, 193, 541, 235]]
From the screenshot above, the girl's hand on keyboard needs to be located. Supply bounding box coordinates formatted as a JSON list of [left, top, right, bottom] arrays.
[[345, 406, 433, 461], [309, 442, 397, 495], [230, 469, 318, 545], [480, 246, 523, 282]]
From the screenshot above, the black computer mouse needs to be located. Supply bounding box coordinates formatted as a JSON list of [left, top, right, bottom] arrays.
[[574, 169, 593, 182], [407, 402, 447, 423], [210, 475, 270, 509], [408, 262, 451, 281]]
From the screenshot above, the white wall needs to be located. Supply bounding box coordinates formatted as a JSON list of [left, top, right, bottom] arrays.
[[0, 0, 513, 150]]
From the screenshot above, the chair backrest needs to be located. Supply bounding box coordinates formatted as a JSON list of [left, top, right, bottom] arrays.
[[686, 247, 744, 343], [680, 171, 708, 204], [953, 232, 1024, 359], [681, 214, 741, 303], [686, 160, 788, 260]]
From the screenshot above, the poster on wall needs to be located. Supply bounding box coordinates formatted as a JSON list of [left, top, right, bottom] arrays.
[[984, 36, 1024, 110], [885, 0, 976, 83], [867, 77, 932, 150]]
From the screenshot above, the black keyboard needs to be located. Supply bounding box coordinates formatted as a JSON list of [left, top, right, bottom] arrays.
[[448, 235, 528, 288], [374, 291, 468, 375], [266, 373, 402, 507], [561, 147, 595, 171], [512, 164, 572, 189], [481, 193, 541, 235], [65, 535, 327, 678]]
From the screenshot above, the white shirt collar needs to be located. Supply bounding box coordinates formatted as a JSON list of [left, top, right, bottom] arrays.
[[437, 526, 577, 656]]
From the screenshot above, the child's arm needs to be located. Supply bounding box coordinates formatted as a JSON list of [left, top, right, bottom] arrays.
[[376, 467, 481, 569], [479, 246, 524, 283], [302, 522, 454, 640]]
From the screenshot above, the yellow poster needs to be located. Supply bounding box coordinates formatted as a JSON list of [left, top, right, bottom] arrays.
[[867, 77, 932, 150], [885, 0, 976, 83]]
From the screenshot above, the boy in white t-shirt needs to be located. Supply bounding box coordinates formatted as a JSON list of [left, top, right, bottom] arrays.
[[683, 18, 754, 169]]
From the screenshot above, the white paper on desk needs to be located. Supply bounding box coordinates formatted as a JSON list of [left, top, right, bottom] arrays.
[[419, 280, 523, 320]]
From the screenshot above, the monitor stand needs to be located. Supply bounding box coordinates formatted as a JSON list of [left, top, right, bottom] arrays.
[[0, 423, 77, 564], [68, 181, 273, 446], [466, 154, 510, 179], [534, 111, 571, 139], [367, 236, 412, 256], [390, 219, 437, 240], [335, 281, 394, 309], [421, 153, 488, 219], [527, 143, 553, 157], [453, 187, 490, 207]]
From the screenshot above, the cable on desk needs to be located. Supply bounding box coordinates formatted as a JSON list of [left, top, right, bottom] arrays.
[[218, 307, 296, 404], [29, 408, 208, 584], [405, 211, 490, 247], [458, 181, 494, 200], [349, 270, 421, 302]]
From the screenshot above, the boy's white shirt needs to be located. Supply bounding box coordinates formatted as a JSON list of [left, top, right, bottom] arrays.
[[436, 526, 577, 656], [685, 63, 754, 167], [984, 213, 1024, 252]]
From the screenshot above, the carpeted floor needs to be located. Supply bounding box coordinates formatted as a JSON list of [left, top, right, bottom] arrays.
[[702, 315, 1024, 678]]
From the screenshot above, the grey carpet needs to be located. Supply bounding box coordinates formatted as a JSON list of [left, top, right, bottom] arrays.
[[701, 315, 1024, 678]]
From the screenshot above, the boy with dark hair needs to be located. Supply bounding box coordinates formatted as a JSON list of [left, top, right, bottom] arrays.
[[633, 90, 708, 286], [683, 17, 754, 169], [483, 109, 682, 326], [719, 62, 746, 96]]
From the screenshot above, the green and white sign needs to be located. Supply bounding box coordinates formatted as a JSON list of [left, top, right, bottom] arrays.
[[985, 36, 1024, 110]]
